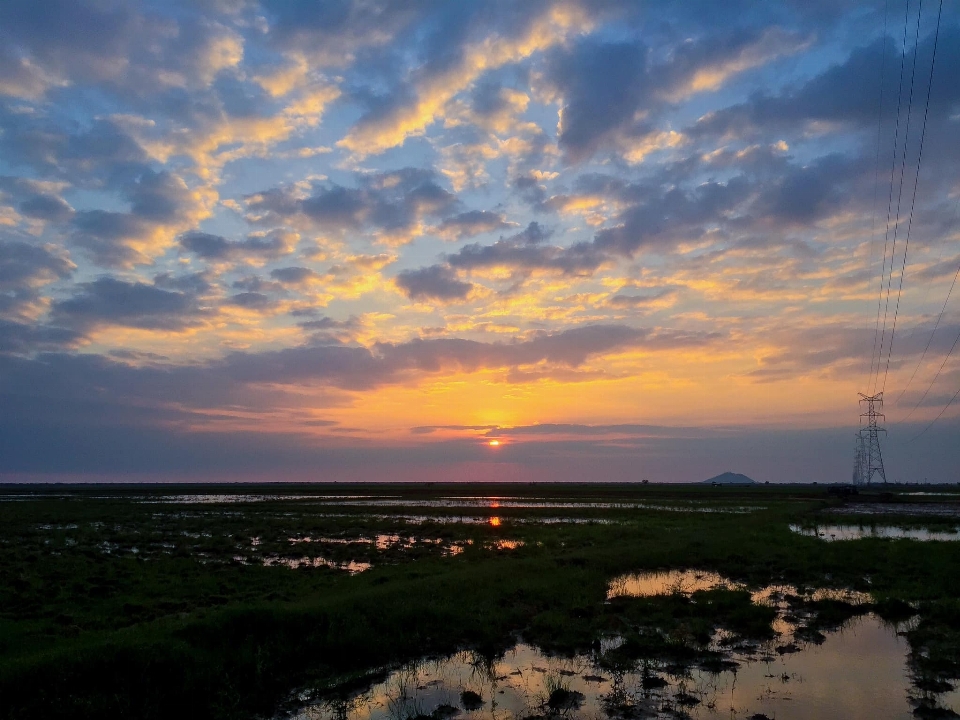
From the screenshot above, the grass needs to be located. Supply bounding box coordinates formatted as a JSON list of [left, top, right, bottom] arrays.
[[1, 482, 959, 719]]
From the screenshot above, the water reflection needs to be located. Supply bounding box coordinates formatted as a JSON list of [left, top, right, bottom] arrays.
[[791, 524, 960, 541], [606, 570, 739, 598], [285, 615, 956, 720], [281, 571, 960, 719], [606, 570, 873, 605], [134, 494, 762, 514]]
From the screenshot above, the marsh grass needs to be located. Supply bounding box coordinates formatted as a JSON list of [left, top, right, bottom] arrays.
[[1, 483, 959, 719]]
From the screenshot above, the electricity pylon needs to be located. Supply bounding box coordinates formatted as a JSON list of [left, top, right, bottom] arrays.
[[852, 433, 866, 485], [854, 393, 887, 485]]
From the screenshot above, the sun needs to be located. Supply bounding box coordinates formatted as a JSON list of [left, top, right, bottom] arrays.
[[488, 439, 500, 447]]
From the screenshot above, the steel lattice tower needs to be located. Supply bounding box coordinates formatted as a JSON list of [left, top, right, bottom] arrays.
[[852, 433, 866, 485], [854, 393, 887, 485]]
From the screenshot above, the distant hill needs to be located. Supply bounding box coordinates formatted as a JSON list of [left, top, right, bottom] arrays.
[[703, 471, 756, 485]]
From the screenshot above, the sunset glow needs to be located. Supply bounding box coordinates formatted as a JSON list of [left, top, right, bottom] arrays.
[[1, 1, 959, 483]]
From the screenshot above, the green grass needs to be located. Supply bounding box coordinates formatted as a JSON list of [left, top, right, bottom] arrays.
[[1, 483, 959, 719]]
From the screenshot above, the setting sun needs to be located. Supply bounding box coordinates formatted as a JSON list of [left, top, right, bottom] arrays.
[[488, 440, 500, 447]]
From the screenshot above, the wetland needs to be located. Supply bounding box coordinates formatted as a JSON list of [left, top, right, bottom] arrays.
[[2, 483, 960, 719]]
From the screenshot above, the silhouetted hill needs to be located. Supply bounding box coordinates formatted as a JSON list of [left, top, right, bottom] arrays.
[[703, 471, 756, 485]]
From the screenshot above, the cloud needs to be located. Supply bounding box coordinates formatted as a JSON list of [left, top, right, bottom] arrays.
[[225, 291, 276, 310], [0, 240, 73, 292], [18, 193, 74, 222], [0, 318, 80, 354], [434, 210, 516, 240], [50, 277, 208, 331], [260, 0, 426, 68], [245, 168, 458, 244], [544, 28, 807, 163], [396, 264, 473, 302], [180, 229, 296, 261], [0, 240, 75, 319], [549, 39, 650, 164], [447, 232, 605, 277], [337, 3, 590, 157], [270, 266, 318, 285], [70, 170, 214, 267], [607, 288, 678, 310], [690, 27, 960, 140]]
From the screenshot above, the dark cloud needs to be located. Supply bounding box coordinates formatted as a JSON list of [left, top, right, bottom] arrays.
[[0, 0, 137, 85], [270, 266, 318, 284], [0, 318, 80, 354], [410, 424, 499, 434], [0, 240, 74, 320], [750, 153, 865, 226], [544, 27, 812, 163], [231, 276, 284, 294], [298, 315, 359, 331], [70, 170, 198, 267], [439, 221, 603, 277], [395, 264, 472, 301], [18, 193, 74, 222], [0, 113, 149, 184], [435, 210, 514, 240], [0, 241, 73, 292], [495, 423, 707, 438], [512, 174, 548, 209], [447, 238, 604, 276], [549, 39, 649, 163], [260, 0, 428, 62], [226, 292, 275, 310], [50, 277, 207, 331], [246, 168, 457, 240], [153, 271, 212, 295], [691, 26, 960, 140], [607, 288, 676, 309], [373, 324, 717, 372], [179, 230, 294, 261]]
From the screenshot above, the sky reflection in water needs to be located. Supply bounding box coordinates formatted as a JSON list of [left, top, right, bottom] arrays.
[[286, 615, 954, 720], [791, 524, 960, 541], [282, 570, 957, 719]]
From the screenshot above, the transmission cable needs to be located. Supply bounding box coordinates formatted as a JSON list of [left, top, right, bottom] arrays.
[[897, 252, 960, 410], [876, 0, 923, 393], [871, 0, 914, 393], [881, 0, 943, 394], [910, 384, 960, 442], [900, 312, 960, 426], [865, 0, 891, 390]]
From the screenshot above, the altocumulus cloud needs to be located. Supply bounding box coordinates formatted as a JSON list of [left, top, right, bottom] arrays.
[[0, 0, 959, 483]]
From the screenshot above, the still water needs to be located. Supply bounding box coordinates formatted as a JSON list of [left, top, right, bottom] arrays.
[[284, 570, 958, 719], [285, 616, 955, 720], [791, 524, 960, 541]]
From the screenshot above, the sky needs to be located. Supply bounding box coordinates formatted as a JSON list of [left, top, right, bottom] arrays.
[[2, 0, 960, 484]]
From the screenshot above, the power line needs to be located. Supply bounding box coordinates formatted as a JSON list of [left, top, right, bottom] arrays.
[[871, 0, 914, 393], [865, 0, 891, 390], [910, 384, 960, 442], [894, 186, 960, 404], [881, 0, 943, 394], [896, 258, 960, 412], [900, 318, 960, 426], [875, 0, 923, 394], [874, 0, 923, 391]]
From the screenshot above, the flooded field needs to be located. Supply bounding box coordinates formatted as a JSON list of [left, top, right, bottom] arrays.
[[826, 502, 960, 519], [791, 524, 960, 541], [286, 615, 956, 720], [286, 568, 957, 719], [3, 483, 960, 720]]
